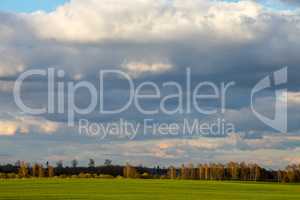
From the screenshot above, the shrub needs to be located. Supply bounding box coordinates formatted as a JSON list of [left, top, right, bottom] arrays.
[[132, 173, 140, 179], [59, 174, 68, 178], [141, 172, 152, 179], [0, 173, 7, 179], [99, 174, 114, 179], [160, 175, 169, 179], [7, 173, 17, 179]]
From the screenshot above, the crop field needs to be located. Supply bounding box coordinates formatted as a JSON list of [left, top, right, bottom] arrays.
[[0, 179, 299, 200]]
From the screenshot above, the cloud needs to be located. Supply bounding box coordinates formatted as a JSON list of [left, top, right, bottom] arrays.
[[0, 116, 61, 136], [284, 153, 300, 165], [0, 129, 299, 168], [26, 0, 261, 42], [0, 0, 299, 168], [0, 50, 25, 77], [0, 81, 14, 92], [279, 0, 300, 6], [122, 61, 172, 77], [0, 0, 299, 134], [1, 0, 300, 81], [288, 92, 300, 104], [0, 121, 19, 136]]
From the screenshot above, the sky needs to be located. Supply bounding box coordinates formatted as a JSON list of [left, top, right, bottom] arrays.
[[0, 0, 300, 169], [0, 0, 296, 13], [0, 0, 69, 13]]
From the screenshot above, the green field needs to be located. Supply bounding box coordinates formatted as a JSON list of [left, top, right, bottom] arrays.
[[0, 179, 299, 200]]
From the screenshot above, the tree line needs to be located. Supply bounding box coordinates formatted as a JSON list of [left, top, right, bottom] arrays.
[[0, 160, 299, 183]]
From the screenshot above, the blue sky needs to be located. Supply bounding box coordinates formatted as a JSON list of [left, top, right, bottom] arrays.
[[0, 0, 69, 13], [226, 0, 296, 10], [0, 0, 296, 13]]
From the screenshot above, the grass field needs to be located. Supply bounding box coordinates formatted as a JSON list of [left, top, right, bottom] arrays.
[[0, 179, 299, 200]]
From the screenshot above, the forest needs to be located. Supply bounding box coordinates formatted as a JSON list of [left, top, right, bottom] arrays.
[[0, 160, 299, 183]]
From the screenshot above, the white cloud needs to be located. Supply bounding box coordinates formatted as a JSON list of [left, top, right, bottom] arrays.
[[284, 154, 300, 165], [0, 116, 61, 136], [25, 0, 262, 42], [288, 92, 300, 104], [0, 121, 19, 136], [0, 81, 14, 92], [0, 53, 24, 77], [82, 134, 300, 167], [0, 0, 299, 79], [122, 61, 172, 77]]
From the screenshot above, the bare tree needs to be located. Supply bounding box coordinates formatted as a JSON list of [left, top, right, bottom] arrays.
[[38, 165, 45, 178], [18, 161, 29, 178], [48, 165, 54, 177]]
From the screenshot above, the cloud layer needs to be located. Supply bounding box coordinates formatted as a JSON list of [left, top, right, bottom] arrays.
[[0, 0, 299, 168]]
